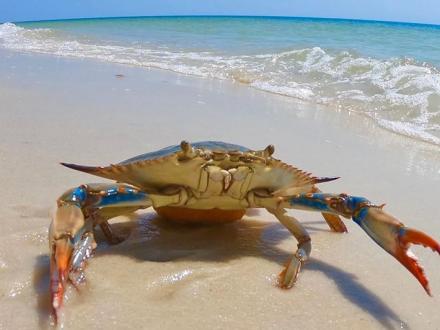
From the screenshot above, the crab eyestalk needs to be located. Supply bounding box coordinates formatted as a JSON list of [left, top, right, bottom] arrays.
[[49, 203, 94, 322]]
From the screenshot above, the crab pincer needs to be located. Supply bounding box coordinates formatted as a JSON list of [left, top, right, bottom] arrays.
[[49, 203, 95, 322], [48, 183, 151, 324], [354, 207, 440, 295], [272, 193, 440, 293]]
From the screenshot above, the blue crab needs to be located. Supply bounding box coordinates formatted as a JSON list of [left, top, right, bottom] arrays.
[[49, 141, 440, 321]]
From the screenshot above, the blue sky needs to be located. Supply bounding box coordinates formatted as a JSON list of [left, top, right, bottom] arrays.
[[1, 0, 440, 25]]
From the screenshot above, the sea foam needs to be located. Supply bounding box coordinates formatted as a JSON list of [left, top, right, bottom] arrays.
[[1, 22, 439, 145]]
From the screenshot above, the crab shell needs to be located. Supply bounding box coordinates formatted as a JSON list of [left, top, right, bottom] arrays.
[[50, 140, 440, 324], [62, 141, 336, 224]]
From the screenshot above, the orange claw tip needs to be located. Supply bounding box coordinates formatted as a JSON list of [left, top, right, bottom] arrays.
[[396, 227, 440, 296], [50, 275, 68, 325], [400, 228, 440, 254], [394, 248, 432, 296], [50, 239, 73, 324], [51, 297, 61, 323], [50, 280, 64, 325]]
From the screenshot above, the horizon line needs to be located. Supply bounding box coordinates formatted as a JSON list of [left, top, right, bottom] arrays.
[[6, 14, 440, 28]]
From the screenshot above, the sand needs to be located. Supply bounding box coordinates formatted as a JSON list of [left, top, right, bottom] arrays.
[[1, 49, 440, 329]]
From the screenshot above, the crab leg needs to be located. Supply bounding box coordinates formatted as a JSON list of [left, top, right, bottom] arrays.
[[49, 183, 151, 323], [312, 187, 347, 233], [267, 208, 311, 288], [253, 192, 440, 294]]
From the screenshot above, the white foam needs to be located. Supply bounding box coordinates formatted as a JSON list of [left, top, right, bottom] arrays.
[[1, 23, 440, 145], [376, 118, 440, 145]]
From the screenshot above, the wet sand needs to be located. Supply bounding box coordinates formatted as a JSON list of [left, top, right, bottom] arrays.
[[1, 49, 440, 329]]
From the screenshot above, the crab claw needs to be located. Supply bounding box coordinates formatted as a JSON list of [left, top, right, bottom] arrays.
[[394, 227, 440, 295], [50, 235, 72, 322], [354, 207, 440, 295], [49, 204, 94, 323]]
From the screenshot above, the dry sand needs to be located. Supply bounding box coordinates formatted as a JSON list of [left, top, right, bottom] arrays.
[[1, 49, 440, 329]]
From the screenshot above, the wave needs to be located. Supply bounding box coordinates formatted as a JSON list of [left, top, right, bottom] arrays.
[[1, 22, 440, 145]]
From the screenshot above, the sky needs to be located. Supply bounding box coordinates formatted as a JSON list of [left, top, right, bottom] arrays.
[[1, 0, 440, 25]]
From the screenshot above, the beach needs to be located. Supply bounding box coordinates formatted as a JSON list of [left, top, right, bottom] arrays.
[[0, 47, 440, 329]]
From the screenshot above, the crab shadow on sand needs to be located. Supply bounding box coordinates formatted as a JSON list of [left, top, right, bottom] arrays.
[[33, 210, 406, 329]]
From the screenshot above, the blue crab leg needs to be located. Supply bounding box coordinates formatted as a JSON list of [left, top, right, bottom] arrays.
[[49, 183, 151, 323], [272, 193, 440, 295], [312, 187, 347, 233]]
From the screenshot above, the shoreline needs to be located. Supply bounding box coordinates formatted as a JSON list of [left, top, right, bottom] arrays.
[[1, 49, 440, 329], [2, 20, 440, 147], [3, 47, 440, 150]]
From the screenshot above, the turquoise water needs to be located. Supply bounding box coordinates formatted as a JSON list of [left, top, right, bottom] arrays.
[[1, 16, 440, 144], [18, 17, 440, 64]]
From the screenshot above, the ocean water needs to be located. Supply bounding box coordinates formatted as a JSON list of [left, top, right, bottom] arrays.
[[1, 16, 440, 145]]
